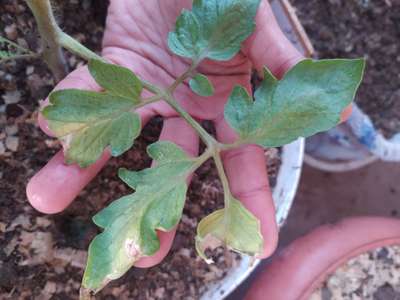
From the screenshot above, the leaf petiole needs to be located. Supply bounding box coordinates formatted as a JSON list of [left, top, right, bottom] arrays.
[[213, 152, 232, 210], [163, 91, 217, 148], [168, 61, 199, 93]]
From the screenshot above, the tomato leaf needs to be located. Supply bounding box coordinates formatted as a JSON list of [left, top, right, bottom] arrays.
[[82, 141, 197, 292], [168, 0, 260, 62], [88, 59, 142, 100], [224, 58, 366, 147], [189, 73, 214, 97], [196, 196, 263, 263], [42, 60, 144, 167]]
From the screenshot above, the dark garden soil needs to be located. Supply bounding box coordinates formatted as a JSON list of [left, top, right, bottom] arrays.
[[0, 1, 280, 299], [292, 0, 400, 138]]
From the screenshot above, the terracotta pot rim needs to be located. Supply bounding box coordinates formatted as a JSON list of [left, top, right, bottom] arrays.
[[299, 236, 400, 300], [246, 216, 400, 300]]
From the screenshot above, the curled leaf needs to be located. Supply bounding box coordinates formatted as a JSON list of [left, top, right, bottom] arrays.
[[196, 196, 264, 263]]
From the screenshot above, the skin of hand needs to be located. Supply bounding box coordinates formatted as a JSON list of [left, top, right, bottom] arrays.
[[27, 0, 350, 267]]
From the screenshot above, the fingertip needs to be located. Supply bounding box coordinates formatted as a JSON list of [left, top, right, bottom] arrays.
[[340, 105, 353, 123], [259, 220, 279, 259], [26, 150, 109, 214], [134, 230, 176, 268], [244, 0, 304, 77], [27, 175, 60, 214]]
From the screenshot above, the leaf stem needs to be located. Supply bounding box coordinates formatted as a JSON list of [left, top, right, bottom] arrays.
[[142, 80, 163, 95], [25, 0, 106, 81], [135, 94, 164, 110], [0, 53, 41, 64], [0, 36, 37, 56], [163, 92, 216, 147], [213, 152, 232, 210], [58, 32, 103, 62], [25, 0, 68, 81], [219, 140, 246, 151], [168, 62, 198, 92]]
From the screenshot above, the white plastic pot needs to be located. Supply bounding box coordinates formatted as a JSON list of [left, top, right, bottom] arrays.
[[305, 104, 400, 172], [201, 138, 305, 300]]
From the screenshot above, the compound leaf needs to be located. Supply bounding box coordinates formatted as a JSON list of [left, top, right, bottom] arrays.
[[42, 60, 144, 167], [224, 58, 366, 147], [168, 0, 260, 62], [82, 141, 197, 292], [196, 196, 263, 263], [189, 73, 214, 96]]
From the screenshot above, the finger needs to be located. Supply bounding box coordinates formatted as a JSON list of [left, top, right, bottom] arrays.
[[37, 66, 100, 136], [135, 117, 200, 268], [244, 1, 304, 78], [27, 67, 155, 214], [214, 116, 278, 258]]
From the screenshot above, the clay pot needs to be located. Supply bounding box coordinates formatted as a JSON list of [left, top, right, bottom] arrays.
[[245, 217, 400, 300]]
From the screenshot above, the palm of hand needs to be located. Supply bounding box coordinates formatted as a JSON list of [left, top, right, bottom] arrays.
[[28, 0, 303, 267], [102, 0, 252, 121]]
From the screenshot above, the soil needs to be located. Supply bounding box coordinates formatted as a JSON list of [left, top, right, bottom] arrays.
[[0, 1, 281, 299], [309, 245, 400, 300], [292, 0, 400, 138]]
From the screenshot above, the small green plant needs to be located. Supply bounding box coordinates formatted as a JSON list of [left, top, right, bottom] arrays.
[[4, 0, 365, 297]]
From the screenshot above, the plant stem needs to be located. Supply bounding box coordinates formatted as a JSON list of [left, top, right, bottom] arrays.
[[213, 152, 232, 210], [219, 140, 247, 151], [0, 53, 40, 64], [58, 32, 103, 62], [25, 0, 68, 81], [0, 36, 37, 56], [142, 80, 163, 95], [164, 92, 216, 147], [168, 62, 198, 92], [25, 0, 105, 81], [134, 94, 164, 110]]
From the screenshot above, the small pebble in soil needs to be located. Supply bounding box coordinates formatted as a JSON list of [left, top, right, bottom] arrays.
[[5, 136, 19, 152]]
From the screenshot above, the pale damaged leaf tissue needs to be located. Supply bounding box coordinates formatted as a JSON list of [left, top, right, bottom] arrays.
[[196, 196, 263, 263], [82, 141, 196, 292], [43, 59, 143, 167]]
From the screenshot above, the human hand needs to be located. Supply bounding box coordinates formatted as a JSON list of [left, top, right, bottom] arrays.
[[27, 0, 306, 267]]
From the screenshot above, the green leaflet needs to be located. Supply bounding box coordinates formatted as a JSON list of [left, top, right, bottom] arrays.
[[88, 59, 142, 99], [196, 196, 263, 263], [82, 141, 197, 292], [168, 0, 260, 62], [42, 59, 143, 167], [224, 58, 366, 147], [189, 73, 214, 96]]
